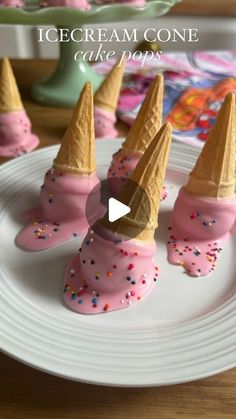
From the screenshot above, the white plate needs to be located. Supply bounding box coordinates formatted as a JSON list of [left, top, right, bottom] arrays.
[[0, 139, 236, 387]]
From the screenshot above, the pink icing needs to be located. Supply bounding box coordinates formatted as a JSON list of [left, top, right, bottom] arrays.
[[95, 0, 145, 6], [107, 148, 168, 200], [94, 106, 117, 140], [117, 0, 145, 5], [167, 188, 236, 277], [16, 168, 102, 251], [0, 110, 39, 157], [0, 0, 24, 6], [44, 0, 91, 10], [63, 227, 158, 314]]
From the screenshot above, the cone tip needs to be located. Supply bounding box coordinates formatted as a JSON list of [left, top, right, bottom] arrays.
[[116, 55, 126, 69], [210, 91, 235, 138], [134, 122, 172, 178], [94, 58, 124, 113], [154, 121, 172, 140], [0, 56, 24, 113], [81, 81, 93, 97], [225, 91, 235, 102], [54, 81, 95, 175], [163, 121, 172, 131], [73, 81, 93, 114], [141, 122, 172, 170], [0, 57, 11, 73], [151, 73, 164, 90], [84, 80, 92, 90], [1, 57, 9, 65], [185, 92, 235, 198], [154, 73, 164, 84], [219, 92, 235, 116], [122, 73, 165, 152]]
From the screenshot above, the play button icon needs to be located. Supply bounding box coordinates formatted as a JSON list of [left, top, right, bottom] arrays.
[[85, 176, 151, 241], [108, 198, 131, 222]]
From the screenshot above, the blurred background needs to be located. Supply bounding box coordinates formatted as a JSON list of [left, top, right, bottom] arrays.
[[0, 0, 236, 58]]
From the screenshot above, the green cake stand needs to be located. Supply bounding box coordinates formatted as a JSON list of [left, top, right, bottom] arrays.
[[0, 0, 180, 107]]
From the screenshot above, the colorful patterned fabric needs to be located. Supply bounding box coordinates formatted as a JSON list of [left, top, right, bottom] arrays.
[[93, 51, 236, 148]]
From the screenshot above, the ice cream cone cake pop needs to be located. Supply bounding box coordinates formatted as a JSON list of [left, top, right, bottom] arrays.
[[0, 58, 39, 157], [167, 93, 236, 277], [107, 74, 167, 199], [63, 122, 172, 314], [43, 0, 91, 10], [16, 82, 102, 251], [94, 58, 125, 139]]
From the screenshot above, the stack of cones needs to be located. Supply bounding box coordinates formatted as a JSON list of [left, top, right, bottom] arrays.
[[103, 122, 172, 242], [0, 57, 23, 113], [94, 58, 125, 114], [185, 93, 236, 198], [122, 74, 164, 154], [54, 82, 96, 175]]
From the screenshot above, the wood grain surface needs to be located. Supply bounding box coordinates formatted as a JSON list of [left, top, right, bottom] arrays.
[[171, 0, 236, 17], [0, 60, 236, 419]]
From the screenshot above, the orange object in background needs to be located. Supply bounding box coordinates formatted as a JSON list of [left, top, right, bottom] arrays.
[[213, 77, 236, 99], [166, 87, 213, 131], [166, 77, 236, 131]]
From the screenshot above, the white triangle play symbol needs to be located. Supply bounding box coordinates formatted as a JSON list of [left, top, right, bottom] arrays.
[[108, 198, 131, 223]]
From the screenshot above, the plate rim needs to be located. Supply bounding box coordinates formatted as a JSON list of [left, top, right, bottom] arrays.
[[0, 140, 235, 387]]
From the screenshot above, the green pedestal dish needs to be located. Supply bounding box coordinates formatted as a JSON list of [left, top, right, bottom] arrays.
[[0, 0, 181, 107]]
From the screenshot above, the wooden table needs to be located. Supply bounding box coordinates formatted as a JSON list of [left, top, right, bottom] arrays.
[[171, 0, 236, 17], [0, 60, 236, 419]]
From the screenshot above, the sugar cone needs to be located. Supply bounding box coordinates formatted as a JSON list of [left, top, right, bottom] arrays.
[[102, 123, 172, 243], [94, 58, 125, 113], [0, 57, 23, 113], [122, 74, 164, 153], [54, 82, 96, 175], [185, 93, 236, 198]]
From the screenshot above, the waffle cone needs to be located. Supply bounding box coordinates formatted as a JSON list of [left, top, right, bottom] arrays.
[[123, 74, 164, 153], [94, 58, 125, 113], [185, 93, 236, 198], [54, 82, 96, 175], [0, 57, 23, 113], [103, 123, 172, 243]]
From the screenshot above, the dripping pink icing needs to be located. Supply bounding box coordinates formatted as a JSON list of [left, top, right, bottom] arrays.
[[44, 0, 91, 10], [167, 188, 236, 277], [0, 110, 39, 157], [16, 168, 102, 251], [63, 227, 158, 314], [107, 148, 168, 200], [94, 106, 117, 140]]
